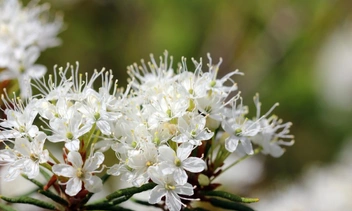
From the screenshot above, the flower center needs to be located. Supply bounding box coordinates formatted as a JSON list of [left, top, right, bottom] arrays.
[[76, 168, 84, 178], [66, 132, 74, 140], [30, 153, 39, 162], [204, 106, 212, 113], [234, 128, 242, 136], [19, 126, 26, 133], [209, 80, 216, 87], [174, 158, 182, 167], [94, 112, 100, 120], [166, 109, 172, 118], [191, 130, 197, 138], [165, 184, 176, 190], [153, 136, 160, 145]]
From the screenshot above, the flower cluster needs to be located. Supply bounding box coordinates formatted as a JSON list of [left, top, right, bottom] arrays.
[[0, 0, 62, 98], [0, 51, 294, 211]]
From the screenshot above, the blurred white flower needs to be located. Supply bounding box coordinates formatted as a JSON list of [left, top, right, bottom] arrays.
[[315, 24, 352, 111], [0, 0, 63, 98], [252, 138, 352, 211]]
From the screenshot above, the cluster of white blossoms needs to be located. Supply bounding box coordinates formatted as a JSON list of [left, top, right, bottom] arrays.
[[0, 0, 63, 98], [0, 52, 293, 211]]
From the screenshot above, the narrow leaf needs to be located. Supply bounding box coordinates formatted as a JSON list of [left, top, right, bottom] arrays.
[[38, 190, 68, 206], [201, 190, 259, 203], [40, 167, 51, 180], [0, 195, 56, 210], [106, 182, 156, 201], [184, 207, 210, 211], [21, 174, 44, 188], [22, 174, 68, 206], [131, 198, 160, 208]]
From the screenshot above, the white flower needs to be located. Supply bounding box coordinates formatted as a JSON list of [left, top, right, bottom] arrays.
[[0, 132, 49, 181], [0, 0, 63, 98], [127, 51, 174, 92], [158, 143, 206, 185], [172, 114, 214, 146], [148, 166, 194, 211], [222, 118, 260, 155], [0, 97, 39, 139], [47, 111, 92, 151], [191, 54, 242, 96], [127, 142, 158, 186], [76, 89, 117, 135], [250, 94, 294, 157], [143, 83, 189, 129], [52, 151, 104, 196]]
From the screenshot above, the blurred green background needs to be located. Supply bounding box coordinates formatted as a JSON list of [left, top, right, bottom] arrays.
[[37, 0, 351, 199]]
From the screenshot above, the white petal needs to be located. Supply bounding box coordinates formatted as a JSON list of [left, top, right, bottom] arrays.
[[177, 142, 193, 161], [197, 130, 214, 140], [14, 138, 31, 157], [149, 185, 166, 204], [165, 191, 182, 211], [160, 162, 175, 175], [84, 152, 104, 172], [182, 157, 206, 173], [96, 120, 111, 135], [52, 164, 76, 177], [175, 182, 194, 196], [24, 46, 40, 65], [47, 134, 65, 143], [67, 151, 83, 168], [5, 165, 21, 181], [172, 134, 188, 143], [268, 143, 285, 157], [33, 132, 47, 151], [0, 149, 17, 162], [5, 160, 25, 181], [148, 166, 164, 185], [107, 164, 123, 176], [65, 177, 82, 196], [173, 168, 188, 185], [84, 175, 102, 193], [27, 125, 39, 137], [65, 140, 80, 152], [240, 138, 254, 155], [27, 65, 47, 79], [225, 136, 239, 152], [25, 161, 39, 179], [158, 145, 176, 163]]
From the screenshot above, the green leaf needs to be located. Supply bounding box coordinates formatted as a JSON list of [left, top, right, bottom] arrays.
[[0, 195, 56, 210], [85, 205, 134, 211], [209, 198, 255, 211], [38, 190, 68, 206], [131, 198, 160, 208], [85, 182, 157, 209], [21, 174, 44, 188], [106, 182, 157, 201], [40, 167, 52, 180], [201, 190, 259, 203], [184, 207, 210, 211], [0, 203, 17, 211], [21, 174, 68, 206]]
